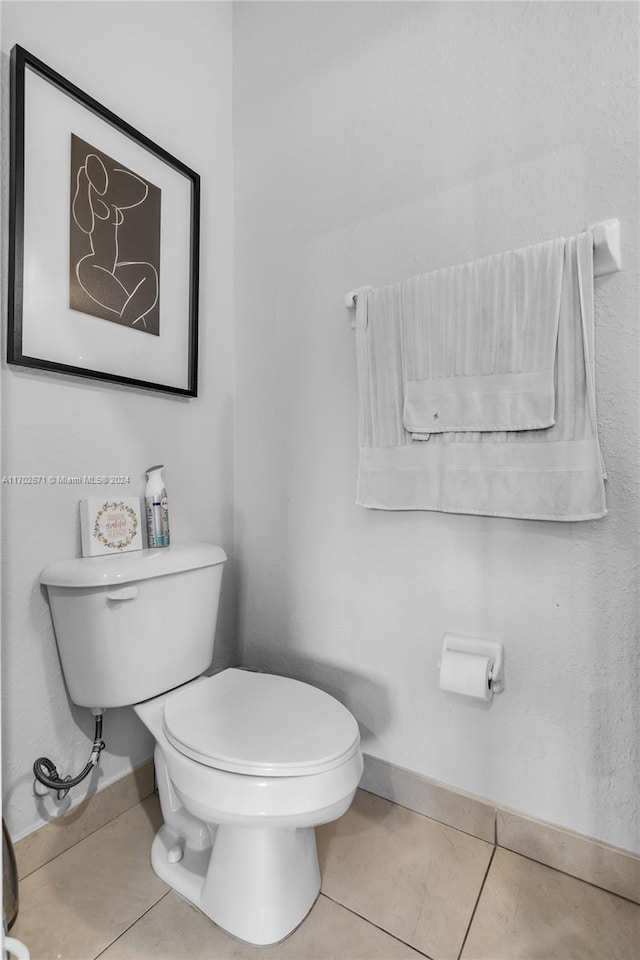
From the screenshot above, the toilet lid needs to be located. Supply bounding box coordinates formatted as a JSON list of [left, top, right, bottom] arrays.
[[162, 669, 360, 777]]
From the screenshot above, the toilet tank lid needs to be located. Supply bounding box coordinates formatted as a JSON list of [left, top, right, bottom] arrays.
[[40, 541, 227, 588]]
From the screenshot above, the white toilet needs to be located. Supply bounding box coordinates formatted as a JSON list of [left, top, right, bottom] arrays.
[[40, 542, 362, 946]]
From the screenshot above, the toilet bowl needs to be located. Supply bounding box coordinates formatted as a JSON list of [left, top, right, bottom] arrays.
[[40, 542, 363, 946], [135, 669, 362, 945]]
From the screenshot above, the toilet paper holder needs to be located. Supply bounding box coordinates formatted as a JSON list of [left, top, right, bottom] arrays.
[[440, 633, 505, 694]]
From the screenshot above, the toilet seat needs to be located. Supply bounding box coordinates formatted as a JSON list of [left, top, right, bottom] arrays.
[[162, 668, 360, 777]]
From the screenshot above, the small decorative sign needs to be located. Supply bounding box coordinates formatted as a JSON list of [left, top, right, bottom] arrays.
[[80, 498, 143, 557]]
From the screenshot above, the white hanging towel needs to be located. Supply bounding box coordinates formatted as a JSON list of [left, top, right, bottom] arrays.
[[355, 232, 606, 521], [402, 237, 566, 436]]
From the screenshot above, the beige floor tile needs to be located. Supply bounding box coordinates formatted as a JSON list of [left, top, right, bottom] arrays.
[[100, 890, 425, 959], [16, 760, 156, 880], [12, 796, 167, 960], [461, 847, 640, 960], [316, 789, 493, 960]]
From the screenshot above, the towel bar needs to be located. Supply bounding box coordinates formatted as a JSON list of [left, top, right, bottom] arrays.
[[345, 219, 621, 319]]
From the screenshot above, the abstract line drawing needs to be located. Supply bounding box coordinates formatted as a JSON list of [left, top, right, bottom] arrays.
[[69, 134, 161, 335]]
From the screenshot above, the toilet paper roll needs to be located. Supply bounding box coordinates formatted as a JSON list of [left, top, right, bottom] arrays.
[[439, 650, 493, 701]]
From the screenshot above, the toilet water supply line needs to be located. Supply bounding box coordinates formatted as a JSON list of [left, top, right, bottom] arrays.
[[33, 709, 106, 800]]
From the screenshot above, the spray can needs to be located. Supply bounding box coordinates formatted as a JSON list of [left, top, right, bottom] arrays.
[[144, 465, 170, 548]]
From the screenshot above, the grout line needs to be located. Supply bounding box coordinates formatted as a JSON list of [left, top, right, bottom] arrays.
[[320, 891, 434, 959], [456, 845, 496, 960], [93, 889, 173, 960]]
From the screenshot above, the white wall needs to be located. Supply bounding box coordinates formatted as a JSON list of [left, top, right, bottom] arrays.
[[1, 1, 235, 840], [233, 2, 640, 852], [3, 0, 638, 857]]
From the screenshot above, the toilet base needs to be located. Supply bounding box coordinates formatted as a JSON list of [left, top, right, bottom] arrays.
[[150, 821, 321, 946]]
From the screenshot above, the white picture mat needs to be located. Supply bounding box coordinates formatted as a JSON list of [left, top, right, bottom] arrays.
[[21, 67, 193, 390]]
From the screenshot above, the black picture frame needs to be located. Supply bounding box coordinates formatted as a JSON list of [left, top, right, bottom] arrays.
[[8, 44, 200, 397]]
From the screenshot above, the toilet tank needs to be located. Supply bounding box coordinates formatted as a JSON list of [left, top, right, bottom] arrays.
[[40, 542, 227, 709]]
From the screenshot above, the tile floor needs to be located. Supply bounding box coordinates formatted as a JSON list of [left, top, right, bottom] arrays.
[[12, 789, 640, 960]]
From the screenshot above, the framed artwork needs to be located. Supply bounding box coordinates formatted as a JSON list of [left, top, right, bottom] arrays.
[[8, 45, 200, 396]]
